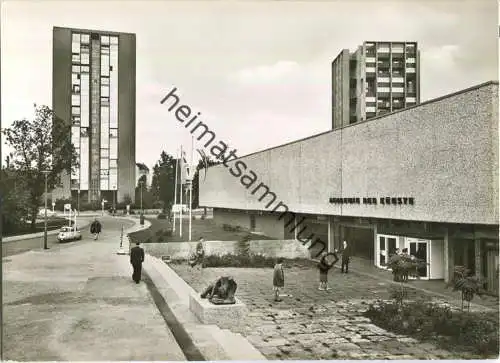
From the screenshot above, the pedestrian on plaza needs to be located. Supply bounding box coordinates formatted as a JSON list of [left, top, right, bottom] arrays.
[[190, 238, 205, 269], [130, 242, 145, 284], [317, 250, 339, 290], [400, 248, 410, 282], [273, 258, 285, 302], [340, 240, 351, 273], [90, 218, 102, 240]]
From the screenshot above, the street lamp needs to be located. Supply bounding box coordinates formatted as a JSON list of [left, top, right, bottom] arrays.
[[77, 183, 80, 215], [112, 185, 116, 216], [139, 180, 144, 214], [41, 170, 50, 250]]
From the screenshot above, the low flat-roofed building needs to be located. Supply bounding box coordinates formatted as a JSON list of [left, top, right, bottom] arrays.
[[199, 81, 499, 294]]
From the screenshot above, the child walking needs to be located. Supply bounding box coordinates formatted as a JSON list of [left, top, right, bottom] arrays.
[[318, 251, 338, 291], [273, 258, 285, 302]]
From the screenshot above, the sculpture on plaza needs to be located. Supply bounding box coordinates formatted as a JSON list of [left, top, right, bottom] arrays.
[[200, 276, 238, 305]]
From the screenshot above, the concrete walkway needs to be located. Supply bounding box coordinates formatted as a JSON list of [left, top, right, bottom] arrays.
[[2, 216, 185, 361]]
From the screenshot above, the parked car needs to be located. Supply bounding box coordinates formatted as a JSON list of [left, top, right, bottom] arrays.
[[58, 226, 82, 242]]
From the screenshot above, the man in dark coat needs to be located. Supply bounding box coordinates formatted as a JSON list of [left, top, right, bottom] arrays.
[[90, 218, 102, 240], [340, 240, 351, 273], [130, 242, 145, 283]]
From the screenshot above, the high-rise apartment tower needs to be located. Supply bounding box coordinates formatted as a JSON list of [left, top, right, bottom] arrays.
[[52, 27, 136, 204], [332, 41, 420, 129]]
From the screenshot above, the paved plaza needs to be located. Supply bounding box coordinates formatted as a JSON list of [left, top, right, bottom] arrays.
[[2, 217, 185, 361], [171, 263, 491, 360]]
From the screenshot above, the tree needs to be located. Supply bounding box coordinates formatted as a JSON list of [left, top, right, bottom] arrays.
[[0, 166, 31, 234], [447, 266, 486, 312], [150, 151, 177, 212], [387, 253, 427, 305], [191, 155, 219, 208], [2, 104, 78, 229]]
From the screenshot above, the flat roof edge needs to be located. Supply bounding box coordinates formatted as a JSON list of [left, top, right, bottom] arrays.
[[207, 80, 498, 168]]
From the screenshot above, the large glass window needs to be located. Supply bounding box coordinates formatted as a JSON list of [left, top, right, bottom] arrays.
[[101, 35, 110, 45], [81, 53, 90, 65], [72, 53, 80, 63], [101, 149, 109, 158], [101, 45, 110, 55], [101, 55, 110, 76], [101, 77, 110, 85], [72, 94, 80, 106], [110, 159, 118, 168], [72, 106, 80, 115], [72, 126, 80, 145], [110, 36, 119, 45], [81, 34, 90, 43], [80, 137, 90, 189], [110, 128, 118, 138], [72, 65, 80, 73], [81, 65, 90, 73], [101, 85, 109, 97], [110, 138, 118, 159], [80, 74, 90, 127]]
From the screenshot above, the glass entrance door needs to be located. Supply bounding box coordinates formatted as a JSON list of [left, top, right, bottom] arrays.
[[408, 239, 429, 278], [377, 235, 397, 268]]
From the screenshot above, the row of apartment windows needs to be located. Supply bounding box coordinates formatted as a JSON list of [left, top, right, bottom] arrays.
[[74, 127, 118, 138]]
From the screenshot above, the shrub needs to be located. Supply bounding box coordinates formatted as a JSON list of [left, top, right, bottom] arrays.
[[163, 229, 172, 237], [447, 266, 486, 311], [145, 237, 152, 243], [157, 213, 167, 220], [157, 235, 165, 242], [203, 253, 276, 268], [365, 300, 499, 357], [155, 229, 164, 236], [201, 215, 206, 220]]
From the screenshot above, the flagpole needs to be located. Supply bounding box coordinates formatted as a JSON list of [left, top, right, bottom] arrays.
[[179, 145, 183, 238], [173, 148, 178, 233], [189, 136, 193, 241]]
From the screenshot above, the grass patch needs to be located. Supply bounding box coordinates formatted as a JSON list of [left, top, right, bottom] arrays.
[[364, 299, 499, 358], [3, 217, 72, 237], [128, 218, 275, 244]]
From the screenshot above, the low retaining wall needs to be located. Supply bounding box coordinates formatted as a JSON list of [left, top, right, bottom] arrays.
[[143, 239, 311, 259]]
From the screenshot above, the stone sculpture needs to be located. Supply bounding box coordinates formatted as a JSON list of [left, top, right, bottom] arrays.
[[200, 276, 238, 305]]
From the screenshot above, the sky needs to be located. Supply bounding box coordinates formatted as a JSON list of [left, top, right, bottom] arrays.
[[1, 0, 498, 170]]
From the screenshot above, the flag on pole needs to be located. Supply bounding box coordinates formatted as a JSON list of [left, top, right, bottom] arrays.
[[180, 149, 190, 184], [196, 149, 210, 182]]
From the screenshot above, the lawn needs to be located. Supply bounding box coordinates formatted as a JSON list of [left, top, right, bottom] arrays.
[[3, 216, 71, 237], [128, 217, 274, 244]]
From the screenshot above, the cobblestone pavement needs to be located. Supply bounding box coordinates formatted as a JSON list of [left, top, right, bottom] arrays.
[[171, 264, 481, 360]]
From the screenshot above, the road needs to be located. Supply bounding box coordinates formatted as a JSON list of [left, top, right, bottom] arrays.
[[2, 218, 132, 257], [2, 216, 186, 361]]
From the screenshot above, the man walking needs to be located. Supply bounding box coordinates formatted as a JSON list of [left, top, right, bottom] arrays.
[[340, 240, 351, 274], [90, 218, 102, 240], [130, 242, 145, 284]]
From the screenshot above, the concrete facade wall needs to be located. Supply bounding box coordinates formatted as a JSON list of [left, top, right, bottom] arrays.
[[52, 27, 73, 200], [117, 33, 136, 203], [143, 240, 311, 260], [200, 82, 499, 225]]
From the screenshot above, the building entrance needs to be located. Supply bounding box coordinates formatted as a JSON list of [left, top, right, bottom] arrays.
[[408, 238, 429, 278], [377, 234, 398, 268]]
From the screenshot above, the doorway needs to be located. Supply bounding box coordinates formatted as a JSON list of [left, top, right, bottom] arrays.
[[408, 238, 429, 278], [377, 234, 398, 268]]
